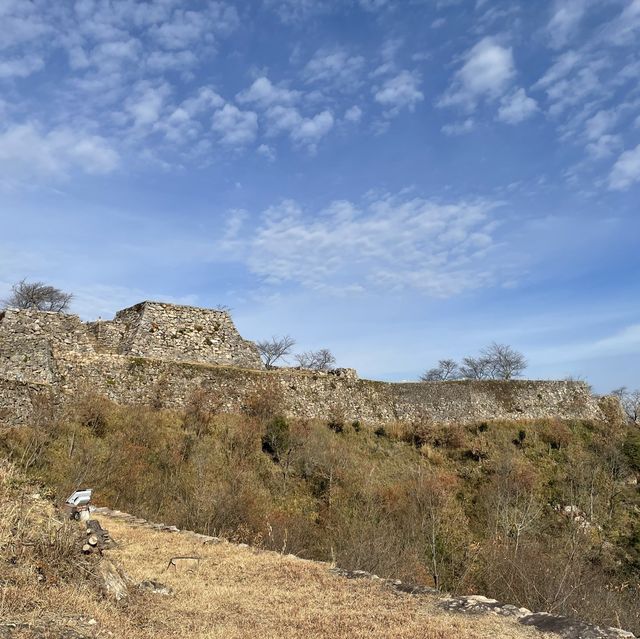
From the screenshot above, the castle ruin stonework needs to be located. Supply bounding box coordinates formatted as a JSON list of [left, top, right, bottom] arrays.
[[0, 301, 615, 427]]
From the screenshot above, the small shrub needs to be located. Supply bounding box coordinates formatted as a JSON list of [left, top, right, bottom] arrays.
[[374, 425, 387, 438], [68, 393, 114, 437], [539, 420, 572, 450], [328, 420, 343, 434], [513, 429, 526, 447], [262, 416, 291, 462], [243, 382, 284, 423], [327, 406, 345, 434]]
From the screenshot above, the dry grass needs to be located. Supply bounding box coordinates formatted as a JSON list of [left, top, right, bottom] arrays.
[[93, 514, 553, 639]]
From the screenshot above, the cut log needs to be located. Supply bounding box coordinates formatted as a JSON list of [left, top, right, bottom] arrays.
[[85, 519, 116, 549], [87, 535, 99, 546], [82, 544, 92, 554], [95, 559, 131, 602]]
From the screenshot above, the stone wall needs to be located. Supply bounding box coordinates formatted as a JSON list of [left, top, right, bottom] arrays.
[[110, 301, 263, 369], [1, 301, 263, 375], [0, 303, 615, 428], [1, 351, 609, 427]]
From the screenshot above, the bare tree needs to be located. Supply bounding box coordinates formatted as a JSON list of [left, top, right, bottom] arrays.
[[420, 359, 460, 381], [611, 387, 640, 424], [294, 348, 336, 371], [430, 344, 527, 381], [256, 335, 296, 369], [481, 342, 527, 380], [2, 279, 72, 312], [459, 356, 492, 380]]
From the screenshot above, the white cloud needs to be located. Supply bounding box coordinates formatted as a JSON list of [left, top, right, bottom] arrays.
[[0, 4, 51, 50], [534, 50, 581, 92], [262, 0, 333, 24], [358, 0, 392, 10], [442, 118, 475, 136], [601, 0, 640, 45], [291, 110, 334, 145], [265, 105, 334, 150], [547, 0, 588, 48], [497, 88, 538, 124], [125, 82, 170, 128], [257, 143, 276, 161], [302, 47, 365, 89], [212, 104, 258, 146], [157, 87, 225, 145], [608, 143, 640, 190], [374, 70, 423, 115], [149, 4, 239, 49], [236, 77, 300, 108], [439, 37, 515, 110], [0, 53, 44, 78], [214, 193, 505, 297], [344, 106, 362, 123], [584, 109, 618, 141], [582, 109, 622, 158], [146, 49, 198, 72], [181, 87, 225, 116], [0, 122, 119, 179], [586, 134, 621, 159]]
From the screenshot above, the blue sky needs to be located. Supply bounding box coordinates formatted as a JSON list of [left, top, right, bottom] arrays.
[[0, 0, 639, 391]]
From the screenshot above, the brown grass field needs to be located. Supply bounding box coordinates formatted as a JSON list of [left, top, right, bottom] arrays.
[[1, 499, 559, 639], [58, 512, 560, 638]]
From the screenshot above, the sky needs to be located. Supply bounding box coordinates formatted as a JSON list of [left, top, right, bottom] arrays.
[[0, 0, 639, 392]]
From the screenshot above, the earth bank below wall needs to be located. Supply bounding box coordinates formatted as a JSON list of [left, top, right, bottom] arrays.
[[0, 352, 607, 427]]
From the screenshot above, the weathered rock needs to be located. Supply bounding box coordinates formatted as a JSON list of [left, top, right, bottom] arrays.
[[520, 612, 635, 638], [440, 595, 531, 618]]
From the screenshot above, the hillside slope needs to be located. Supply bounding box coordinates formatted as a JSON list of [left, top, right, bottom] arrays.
[[0, 459, 636, 638], [2, 396, 638, 636], [93, 507, 638, 639]]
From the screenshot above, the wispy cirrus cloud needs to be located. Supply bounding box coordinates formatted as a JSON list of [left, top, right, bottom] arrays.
[[546, 0, 589, 49], [533, 1, 640, 185]]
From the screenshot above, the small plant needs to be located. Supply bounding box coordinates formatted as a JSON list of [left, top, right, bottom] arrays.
[[262, 416, 291, 462], [513, 429, 527, 447], [374, 425, 387, 438], [327, 406, 345, 433]]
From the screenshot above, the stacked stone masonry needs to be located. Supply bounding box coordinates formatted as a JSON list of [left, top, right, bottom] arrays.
[[0, 302, 614, 427]]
